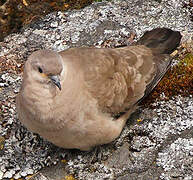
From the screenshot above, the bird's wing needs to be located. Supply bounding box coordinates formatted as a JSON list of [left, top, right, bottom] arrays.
[[60, 46, 158, 115]]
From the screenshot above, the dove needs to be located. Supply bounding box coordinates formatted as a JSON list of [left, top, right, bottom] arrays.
[[16, 28, 181, 151]]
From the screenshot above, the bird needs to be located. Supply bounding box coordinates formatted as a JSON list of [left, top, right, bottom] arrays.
[[16, 28, 182, 151]]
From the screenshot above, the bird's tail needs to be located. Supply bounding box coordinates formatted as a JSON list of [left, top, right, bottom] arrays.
[[136, 28, 182, 54], [135, 28, 182, 104]]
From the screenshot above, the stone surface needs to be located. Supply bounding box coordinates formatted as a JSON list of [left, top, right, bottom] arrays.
[[0, 0, 193, 179], [29, 163, 67, 180]]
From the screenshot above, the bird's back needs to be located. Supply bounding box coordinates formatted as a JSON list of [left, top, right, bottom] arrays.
[[59, 28, 181, 116], [59, 45, 155, 115]]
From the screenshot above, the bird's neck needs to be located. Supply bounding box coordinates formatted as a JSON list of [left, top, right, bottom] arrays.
[[20, 63, 84, 130]]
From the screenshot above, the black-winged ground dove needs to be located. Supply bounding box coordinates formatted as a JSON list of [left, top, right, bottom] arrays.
[[16, 28, 181, 151]]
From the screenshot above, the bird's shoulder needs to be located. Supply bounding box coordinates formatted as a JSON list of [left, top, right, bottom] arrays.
[[60, 46, 156, 115]]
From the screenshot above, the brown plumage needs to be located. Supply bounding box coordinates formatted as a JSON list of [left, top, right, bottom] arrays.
[[16, 28, 181, 151]]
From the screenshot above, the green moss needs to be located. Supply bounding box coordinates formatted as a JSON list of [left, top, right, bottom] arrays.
[[142, 54, 193, 106], [178, 53, 193, 67]]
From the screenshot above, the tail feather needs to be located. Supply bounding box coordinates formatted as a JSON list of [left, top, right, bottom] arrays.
[[137, 28, 182, 54], [135, 28, 182, 103]]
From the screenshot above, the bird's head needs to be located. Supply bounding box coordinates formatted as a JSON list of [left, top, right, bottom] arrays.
[[24, 50, 64, 91]]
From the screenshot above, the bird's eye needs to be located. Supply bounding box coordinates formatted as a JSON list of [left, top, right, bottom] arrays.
[[38, 67, 43, 73]]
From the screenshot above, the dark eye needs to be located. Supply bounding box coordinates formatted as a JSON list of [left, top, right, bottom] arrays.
[[38, 67, 43, 73]]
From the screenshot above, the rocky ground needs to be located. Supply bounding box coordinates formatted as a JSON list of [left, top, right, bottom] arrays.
[[0, 0, 193, 179]]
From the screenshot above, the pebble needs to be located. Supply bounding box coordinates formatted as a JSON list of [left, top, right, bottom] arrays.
[[3, 171, 13, 178], [50, 21, 58, 28], [0, 171, 3, 179], [14, 173, 21, 179]]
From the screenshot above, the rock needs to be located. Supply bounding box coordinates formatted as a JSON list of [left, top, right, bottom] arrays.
[[107, 143, 156, 173], [0, 0, 193, 179], [0, 170, 3, 179]]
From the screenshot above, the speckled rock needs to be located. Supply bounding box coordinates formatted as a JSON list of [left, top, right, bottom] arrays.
[[0, 0, 192, 179]]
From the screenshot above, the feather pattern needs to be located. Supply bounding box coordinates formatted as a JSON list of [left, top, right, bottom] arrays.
[[16, 28, 182, 151]]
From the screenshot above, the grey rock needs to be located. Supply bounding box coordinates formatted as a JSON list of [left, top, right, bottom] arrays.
[[130, 136, 156, 152], [107, 143, 131, 170], [29, 163, 67, 180], [0, 171, 3, 180], [0, 0, 192, 179], [107, 143, 157, 174], [157, 138, 193, 179]]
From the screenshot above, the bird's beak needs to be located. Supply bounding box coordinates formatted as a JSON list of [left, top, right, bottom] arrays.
[[49, 75, 61, 90]]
